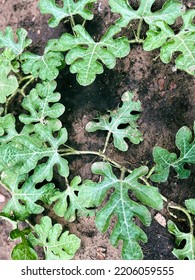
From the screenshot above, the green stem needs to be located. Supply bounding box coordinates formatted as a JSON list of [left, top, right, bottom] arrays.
[[146, 166, 155, 179], [128, 39, 144, 44], [168, 203, 194, 234], [4, 76, 35, 114], [24, 219, 35, 230], [5, 90, 18, 114], [18, 75, 33, 85], [20, 77, 35, 96], [70, 16, 76, 36], [60, 149, 153, 187], [137, 18, 143, 41], [102, 131, 112, 154]]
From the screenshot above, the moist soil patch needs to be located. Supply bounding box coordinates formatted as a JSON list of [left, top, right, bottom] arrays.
[[0, 0, 195, 260]]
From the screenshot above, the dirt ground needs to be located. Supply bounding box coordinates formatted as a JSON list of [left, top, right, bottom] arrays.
[[0, 0, 195, 260]]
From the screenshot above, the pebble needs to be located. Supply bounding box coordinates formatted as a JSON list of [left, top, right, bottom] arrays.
[[154, 213, 166, 228], [0, 193, 6, 203]]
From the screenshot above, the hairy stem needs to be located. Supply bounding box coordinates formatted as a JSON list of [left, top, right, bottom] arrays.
[[168, 203, 194, 234]]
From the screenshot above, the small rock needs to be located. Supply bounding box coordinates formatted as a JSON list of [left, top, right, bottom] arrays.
[[158, 78, 165, 91], [96, 246, 107, 260], [169, 81, 177, 91], [154, 213, 166, 228], [0, 193, 6, 203], [187, 3, 192, 8]]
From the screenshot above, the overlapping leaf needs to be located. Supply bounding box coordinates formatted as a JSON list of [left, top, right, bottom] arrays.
[[86, 91, 143, 151], [1, 173, 56, 220], [52, 176, 94, 222], [0, 27, 31, 55], [185, 199, 195, 215], [46, 24, 130, 85], [0, 121, 69, 183], [79, 162, 163, 259], [10, 228, 37, 260], [151, 122, 195, 182], [0, 114, 17, 143], [0, 65, 18, 104], [144, 10, 195, 75], [29, 216, 81, 260], [0, 49, 19, 72], [20, 51, 64, 81], [168, 220, 195, 260], [19, 81, 65, 125], [109, 0, 185, 27], [38, 0, 96, 28]]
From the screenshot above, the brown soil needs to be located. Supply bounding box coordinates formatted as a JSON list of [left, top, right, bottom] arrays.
[[0, 0, 195, 260]]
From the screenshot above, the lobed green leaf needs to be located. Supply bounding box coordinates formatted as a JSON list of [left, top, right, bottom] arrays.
[[109, 0, 185, 27], [46, 24, 130, 86], [151, 122, 195, 182], [0, 114, 18, 143], [185, 199, 195, 215], [10, 228, 37, 260], [1, 173, 56, 220], [0, 65, 18, 104], [79, 162, 163, 259], [0, 121, 69, 183], [38, 0, 96, 28], [168, 220, 195, 260], [20, 51, 64, 81], [0, 49, 19, 72], [52, 176, 94, 222], [19, 81, 65, 125], [29, 216, 81, 260], [86, 91, 143, 151], [144, 10, 195, 76], [0, 27, 31, 55]]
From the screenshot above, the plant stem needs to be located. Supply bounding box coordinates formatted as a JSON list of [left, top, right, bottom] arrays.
[[168, 203, 194, 234], [20, 77, 35, 96], [146, 166, 155, 179], [18, 75, 33, 85], [70, 16, 76, 36], [137, 18, 143, 41], [24, 219, 35, 230], [102, 131, 112, 154], [129, 39, 144, 44], [60, 149, 155, 187], [4, 76, 35, 114]]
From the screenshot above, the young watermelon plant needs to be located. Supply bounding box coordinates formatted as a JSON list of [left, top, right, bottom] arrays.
[[0, 0, 195, 260]]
